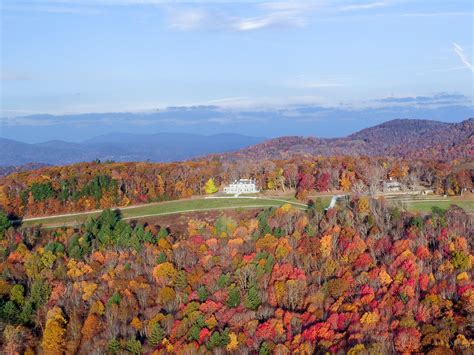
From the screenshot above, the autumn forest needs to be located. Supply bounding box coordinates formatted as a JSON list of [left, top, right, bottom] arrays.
[[0, 150, 472, 354]]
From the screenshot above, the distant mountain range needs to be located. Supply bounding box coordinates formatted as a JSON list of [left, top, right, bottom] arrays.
[[0, 133, 265, 166], [2, 96, 473, 143], [213, 118, 474, 161], [1, 118, 472, 168]]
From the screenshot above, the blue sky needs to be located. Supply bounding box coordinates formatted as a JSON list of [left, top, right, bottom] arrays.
[[0, 0, 473, 140]]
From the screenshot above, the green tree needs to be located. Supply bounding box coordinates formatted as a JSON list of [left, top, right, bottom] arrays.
[[259, 341, 270, 355], [0, 210, 11, 239], [1, 300, 19, 322], [198, 286, 209, 302], [148, 322, 164, 346], [226, 287, 241, 308], [156, 252, 167, 264], [217, 273, 230, 289], [188, 325, 201, 342], [10, 284, 25, 306], [126, 336, 143, 354], [175, 270, 188, 290], [81, 175, 116, 202], [452, 251, 469, 269], [29, 279, 51, 308], [18, 302, 34, 324], [107, 338, 121, 354], [31, 182, 55, 202], [108, 292, 121, 306], [206, 329, 230, 350], [244, 286, 261, 310]]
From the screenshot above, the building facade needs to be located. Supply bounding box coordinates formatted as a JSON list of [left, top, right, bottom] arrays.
[[223, 179, 259, 195]]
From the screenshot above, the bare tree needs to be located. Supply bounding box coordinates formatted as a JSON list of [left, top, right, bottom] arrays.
[[352, 181, 368, 195]]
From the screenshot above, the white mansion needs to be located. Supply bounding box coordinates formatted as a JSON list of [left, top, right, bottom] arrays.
[[223, 179, 259, 195]]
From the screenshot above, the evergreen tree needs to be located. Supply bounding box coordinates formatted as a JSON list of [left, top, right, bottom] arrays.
[[1, 301, 19, 322], [244, 286, 261, 310], [226, 286, 241, 308], [0, 210, 11, 239], [198, 286, 209, 302], [107, 339, 121, 354], [175, 270, 188, 290], [148, 322, 164, 346], [259, 342, 270, 355], [126, 336, 143, 354], [31, 182, 55, 202], [217, 273, 231, 289]]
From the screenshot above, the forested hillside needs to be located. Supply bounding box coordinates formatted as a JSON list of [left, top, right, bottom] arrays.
[[0, 163, 50, 178], [0, 198, 472, 353], [0, 156, 471, 218], [2, 118, 472, 167], [217, 118, 473, 161]]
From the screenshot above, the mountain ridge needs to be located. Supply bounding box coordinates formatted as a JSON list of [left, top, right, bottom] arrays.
[[0, 132, 266, 166], [212, 118, 473, 161], [1, 118, 472, 167]]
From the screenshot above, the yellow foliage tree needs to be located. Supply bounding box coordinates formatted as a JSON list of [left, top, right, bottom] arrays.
[[91, 300, 105, 316], [159, 286, 176, 305], [205, 178, 219, 194], [153, 262, 178, 286], [347, 344, 366, 355], [42, 307, 67, 355], [162, 338, 174, 352], [357, 197, 370, 214], [360, 311, 379, 327], [206, 315, 218, 330], [320, 235, 332, 258], [340, 172, 353, 191], [256, 234, 278, 253], [379, 269, 393, 286], [274, 281, 285, 304], [131, 316, 143, 331], [226, 332, 239, 351], [81, 282, 98, 301]]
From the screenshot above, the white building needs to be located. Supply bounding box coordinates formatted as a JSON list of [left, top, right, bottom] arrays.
[[383, 180, 402, 192], [223, 179, 259, 195]]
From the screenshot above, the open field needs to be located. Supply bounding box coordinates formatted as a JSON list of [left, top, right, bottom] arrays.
[[401, 200, 474, 213], [20, 193, 473, 229], [384, 194, 474, 213], [22, 196, 325, 228]]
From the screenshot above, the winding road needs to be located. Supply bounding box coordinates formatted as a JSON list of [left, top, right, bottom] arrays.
[[20, 196, 311, 228]]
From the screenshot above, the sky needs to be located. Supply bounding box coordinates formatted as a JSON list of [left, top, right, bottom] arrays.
[[0, 0, 473, 141]]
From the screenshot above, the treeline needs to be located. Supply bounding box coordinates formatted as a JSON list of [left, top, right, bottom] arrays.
[[0, 197, 472, 353], [0, 157, 471, 217]]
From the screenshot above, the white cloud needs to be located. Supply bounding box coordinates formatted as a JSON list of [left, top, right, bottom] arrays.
[[166, 8, 208, 30], [202, 94, 333, 109], [339, 1, 387, 11], [3, 0, 398, 32], [235, 12, 305, 31], [453, 43, 474, 73]]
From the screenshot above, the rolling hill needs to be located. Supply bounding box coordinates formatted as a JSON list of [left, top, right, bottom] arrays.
[[215, 118, 473, 161], [1, 118, 472, 168]]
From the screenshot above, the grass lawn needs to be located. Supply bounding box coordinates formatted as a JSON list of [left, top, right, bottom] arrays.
[[22, 197, 312, 228], [404, 200, 474, 213]]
